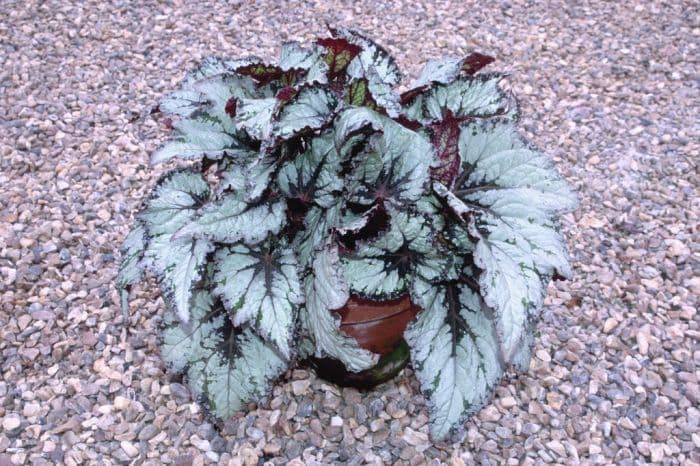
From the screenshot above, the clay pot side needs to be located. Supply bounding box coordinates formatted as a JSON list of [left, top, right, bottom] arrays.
[[335, 294, 422, 354]]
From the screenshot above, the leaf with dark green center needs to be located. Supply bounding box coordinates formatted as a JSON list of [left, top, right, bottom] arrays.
[[161, 290, 286, 418], [334, 107, 434, 207], [213, 241, 303, 358], [341, 208, 458, 299], [174, 192, 286, 246], [433, 117, 577, 361], [137, 169, 213, 322], [277, 131, 343, 209], [403, 74, 511, 125], [405, 279, 504, 440], [272, 86, 339, 140]]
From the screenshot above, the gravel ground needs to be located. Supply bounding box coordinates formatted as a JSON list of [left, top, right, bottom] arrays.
[[1, 1, 698, 464]]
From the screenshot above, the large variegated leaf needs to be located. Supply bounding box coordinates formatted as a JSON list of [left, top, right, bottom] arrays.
[[341, 208, 458, 299], [213, 242, 303, 358], [409, 53, 495, 90], [346, 61, 401, 117], [151, 118, 237, 165], [116, 224, 146, 315], [279, 42, 329, 85], [236, 97, 278, 140], [158, 57, 232, 117], [403, 75, 511, 125], [334, 107, 434, 206], [174, 192, 286, 246], [331, 28, 401, 87], [161, 290, 286, 418], [272, 86, 338, 140], [277, 131, 343, 209], [214, 154, 273, 200], [193, 74, 263, 133], [292, 204, 342, 267], [137, 169, 213, 322], [434, 118, 577, 361], [405, 280, 504, 440], [301, 244, 378, 371]]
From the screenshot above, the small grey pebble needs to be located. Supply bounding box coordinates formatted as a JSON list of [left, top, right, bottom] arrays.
[[59, 248, 71, 262], [368, 398, 384, 417], [170, 383, 190, 401], [298, 398, 314, 417]]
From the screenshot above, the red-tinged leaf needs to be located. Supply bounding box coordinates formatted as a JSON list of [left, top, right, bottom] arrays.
[[428, 110, 463, 186], [395, 115, 422, 131], [317, 38, 362, 79], [275, 86, 298, 104], [461, 52, 495, 75], [236, 63, 284, 85], [344, 79, 379, 112], [162, 117, 173, 130], [224, 98, 237, 117], [400, 85, 429, 105]]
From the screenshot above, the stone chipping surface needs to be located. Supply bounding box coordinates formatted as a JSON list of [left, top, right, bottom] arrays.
[[1, 0, 698, 464]]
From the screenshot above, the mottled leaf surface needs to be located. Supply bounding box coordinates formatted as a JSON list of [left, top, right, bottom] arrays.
[[174, 193, 286, 246], [341, 208, 457, 299], [434, 118, 577, 361], [277, 131, 343, 209], [335, 107, 434, 206], [301, 244, 378, 371], [236, 97, 278, 140], [332, 28, 401, 87], [213, 242, 303, 358], [273, 86, 338, 140], [161, 291, 286, 418], [403, 75, 510, 125], [137, 169, 213, 322], [405, 280, 504, 440]]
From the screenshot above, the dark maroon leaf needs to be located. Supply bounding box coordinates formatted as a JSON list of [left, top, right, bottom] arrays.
[[461, 52, 495, 75], [316, 38, 362, 81], [428, 110, 465, 186]]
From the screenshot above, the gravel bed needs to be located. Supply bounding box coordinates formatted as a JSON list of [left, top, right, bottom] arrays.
[[1, 1, 698, 464]]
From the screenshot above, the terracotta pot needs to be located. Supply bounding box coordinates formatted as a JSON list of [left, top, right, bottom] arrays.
[[305, 294, 421, 389], [336, 294, 421, 354]]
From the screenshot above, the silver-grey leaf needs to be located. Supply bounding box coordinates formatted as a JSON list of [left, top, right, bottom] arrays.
[[236, 97, 278, 140], [433, 118, 577, 362], [151, 118, 236, 165], [403, 75, 511, 124], [161, 290, 286, 418], [273, 86, 338, 140], [334, 107, 434, 206], [405, 280, 504, 440], [332, 28, 402, 86], [137, 169, 213, 322], [301, 243, 379, 372], [174, 193, 286, 246], [116, 223, 147, 315], [277, 131, 343, 209], [279, 41, 329, 85], [213, 242, 303, 358]]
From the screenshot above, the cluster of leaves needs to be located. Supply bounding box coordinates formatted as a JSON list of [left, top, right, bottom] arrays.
[[118, 28, 576, 440]]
